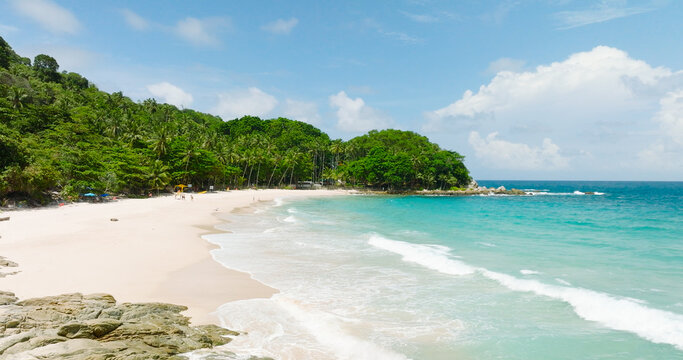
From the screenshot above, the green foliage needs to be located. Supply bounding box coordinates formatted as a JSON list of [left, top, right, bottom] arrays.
[[33, 54, 60, 83], [0, 38, 470, 203], [0, 36, 11, 69], [337, 129, 470, 190]]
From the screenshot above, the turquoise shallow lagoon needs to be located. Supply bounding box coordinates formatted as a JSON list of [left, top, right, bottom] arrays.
[[203, 181, 682, 359]]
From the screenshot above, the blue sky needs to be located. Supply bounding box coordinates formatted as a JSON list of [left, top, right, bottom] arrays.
[[1, 0, 682, 180]]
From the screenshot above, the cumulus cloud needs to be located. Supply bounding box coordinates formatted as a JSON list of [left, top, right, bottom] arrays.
[[9, 0, 81, 34], [425, 45, 683, 178], [427, 46, 673, 128], [329, 91, 390, 132], [261, 18, 299, 35], [469, 132, 569, 170], [147, 82, 193, 108], [282, 99, 321, 124], [175, 17, 229, 46], [654, 90, 683, 146], [637, 90, 683, 170], [121, 9, 148, 30], [212, 87, 278, 120]]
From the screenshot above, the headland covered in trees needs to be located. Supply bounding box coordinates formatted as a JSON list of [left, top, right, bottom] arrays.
[[0, 36, 470, 205]]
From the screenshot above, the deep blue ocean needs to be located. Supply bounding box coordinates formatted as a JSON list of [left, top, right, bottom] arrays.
[[197, 181, 682, 360]]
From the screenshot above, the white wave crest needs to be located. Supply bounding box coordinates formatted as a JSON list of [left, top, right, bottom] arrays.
[[520, 269, 540, 275], [273, 198, 284, 207], [368, 235, 475, 276], [370, 236, 683, 350], [555, 278, 572, 286], [283, 215, 296, 223], [480, 270, 683, 350]]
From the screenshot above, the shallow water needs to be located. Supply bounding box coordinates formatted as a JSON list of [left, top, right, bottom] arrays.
[[198, 181, 683, 359]]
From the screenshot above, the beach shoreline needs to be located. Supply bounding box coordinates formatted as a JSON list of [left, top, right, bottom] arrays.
[[0, 189, 348, 325]]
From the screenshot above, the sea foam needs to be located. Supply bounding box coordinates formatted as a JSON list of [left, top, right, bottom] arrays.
[[215, 296, 410, 360], [368, 235, 475, 276], [369, 236, 683, 350]]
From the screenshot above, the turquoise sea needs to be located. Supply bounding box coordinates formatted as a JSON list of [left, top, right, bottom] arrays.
[[198, 181, 682, 360]]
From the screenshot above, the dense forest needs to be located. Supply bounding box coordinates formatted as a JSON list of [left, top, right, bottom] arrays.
[[0, 36, 470, 204]]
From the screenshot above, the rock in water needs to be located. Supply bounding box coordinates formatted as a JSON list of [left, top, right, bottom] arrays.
[[0, 292, 239, 359]]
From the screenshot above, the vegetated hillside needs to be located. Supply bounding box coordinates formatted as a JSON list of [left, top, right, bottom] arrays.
[[0, 36, 470, 205]]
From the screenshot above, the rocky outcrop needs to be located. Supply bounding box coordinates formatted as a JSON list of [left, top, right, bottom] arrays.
[[406, 186, 528, 196], [0, 292, 239, 359]]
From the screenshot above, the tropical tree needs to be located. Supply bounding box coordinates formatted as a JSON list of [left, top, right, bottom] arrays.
[[149, 160, 171, 195]]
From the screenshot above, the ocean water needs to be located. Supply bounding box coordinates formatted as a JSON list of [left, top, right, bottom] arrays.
[[194, 181, 683, 360]]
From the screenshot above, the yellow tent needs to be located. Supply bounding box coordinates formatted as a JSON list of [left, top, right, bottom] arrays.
[[174, 184, 188, 192]]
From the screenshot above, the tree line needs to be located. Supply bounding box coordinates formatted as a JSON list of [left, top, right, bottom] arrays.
[[0, 36, 470, 204]]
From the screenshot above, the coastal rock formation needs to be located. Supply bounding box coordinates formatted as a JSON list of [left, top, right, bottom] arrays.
[[409, 187, 527, 196], [0, 292, 238, 359]]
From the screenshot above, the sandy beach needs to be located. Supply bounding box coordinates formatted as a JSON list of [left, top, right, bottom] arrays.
[[0, 189, 346, 325]]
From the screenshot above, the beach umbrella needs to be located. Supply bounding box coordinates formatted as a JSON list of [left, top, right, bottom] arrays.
[[100, 194, 109, 197], [83, 193, 96, 197]]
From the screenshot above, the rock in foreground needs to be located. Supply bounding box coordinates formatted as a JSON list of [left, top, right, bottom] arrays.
[[0, 292, 238, 359]]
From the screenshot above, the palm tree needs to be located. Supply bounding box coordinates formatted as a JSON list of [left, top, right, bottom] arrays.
[[267, 153, 283, 188], [8, 87, 29, 109], [150, 125, 171, 159], [149, 160, 171, 195], [330, 139, 344, 168], [182, 143, 201, 184]]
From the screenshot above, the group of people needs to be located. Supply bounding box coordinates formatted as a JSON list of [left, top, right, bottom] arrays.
[[173, 191, 193, 201]]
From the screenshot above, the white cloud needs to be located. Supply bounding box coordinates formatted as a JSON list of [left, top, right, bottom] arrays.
[[147, 82, 193, 108], [486, 57, 526, 74], [9, 0, 81, 34], [469, 132, 569, 170], [261, 18, 299, 35], [282, 99, 321, 124], [427, 46, 673, 127], [555, 1, 655, 29], [175, 17, 229, 46], [212, 87, 278, 120], [121, 9, 148, 31], [329, 91, 390, 132], [637, 90, 683, 170], [653, 90, 683, 146], [425, 45, 683, 179]]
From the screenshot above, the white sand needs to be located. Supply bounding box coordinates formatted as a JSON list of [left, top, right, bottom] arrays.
[[0, 189, 347, 324]]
